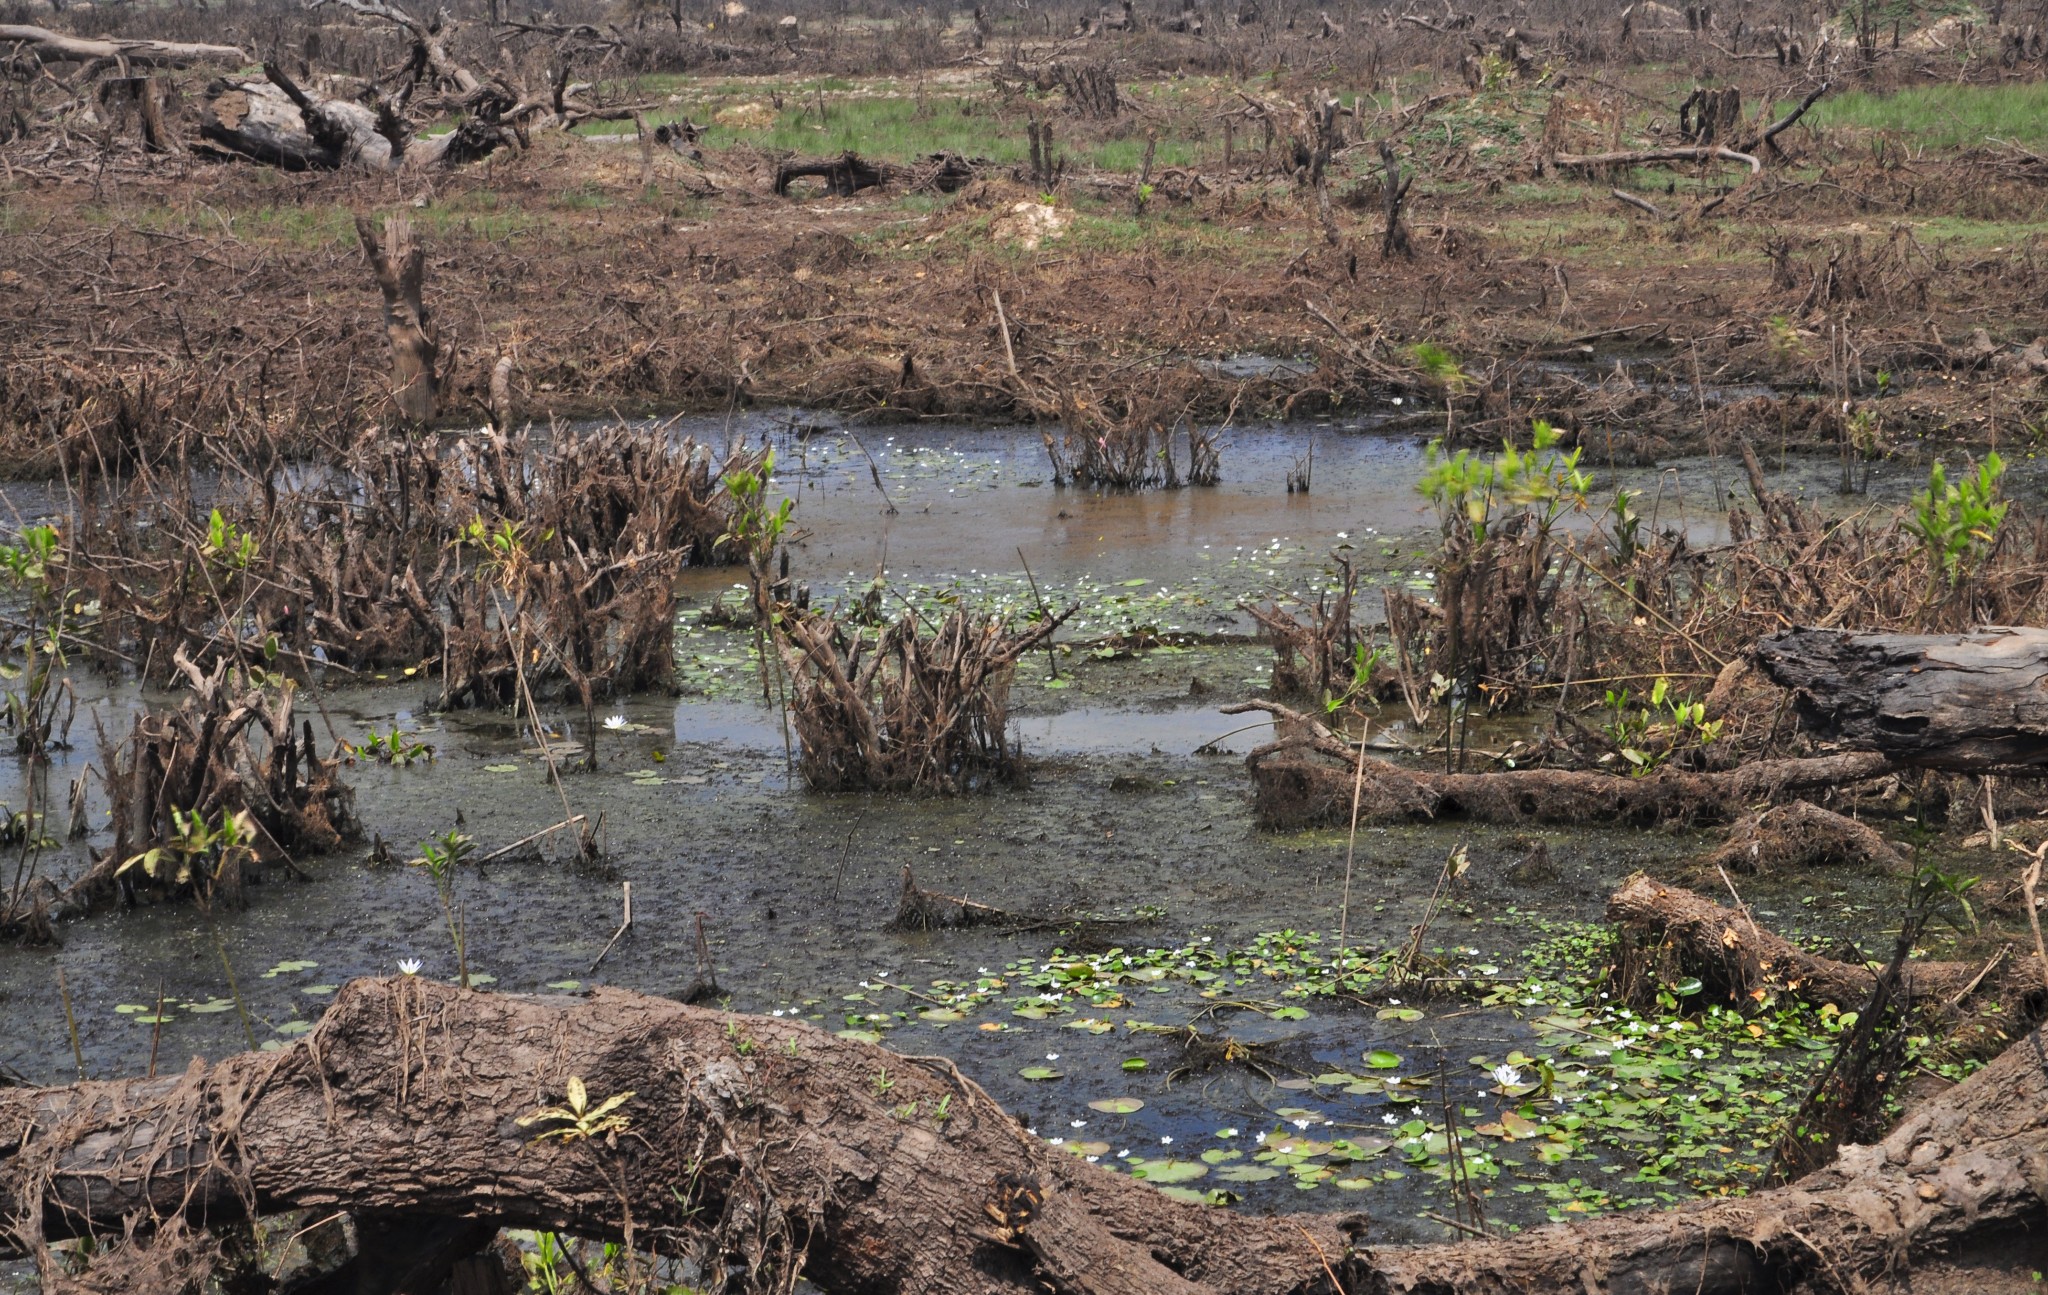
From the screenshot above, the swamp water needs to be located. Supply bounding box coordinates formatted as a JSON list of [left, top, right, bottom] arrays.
[[0, 417, 1969, 1238]]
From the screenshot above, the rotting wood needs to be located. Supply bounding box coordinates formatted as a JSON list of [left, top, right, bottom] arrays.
[[1551, 144, 1761, 173], [1756, 625, 2048, 770], [10, 974, 2048, 1295], [1692, 799, 1907, 873]]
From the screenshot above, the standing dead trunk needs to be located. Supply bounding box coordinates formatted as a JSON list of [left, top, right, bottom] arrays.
[[1378, 138, 1412, 259], [355, 215, 440, 424], [8, 975, 2048, 1295]]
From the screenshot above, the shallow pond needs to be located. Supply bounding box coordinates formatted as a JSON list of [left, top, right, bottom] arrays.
[[0, 420, 1966, 1240]]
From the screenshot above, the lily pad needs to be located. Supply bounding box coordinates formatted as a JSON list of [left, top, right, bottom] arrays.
[[1019, 1065, 1064, 1081], [1212, 1164, 1281, 1183], [1269, 1006, 1309, 1021], [1129, 1158, 1207, 1184], [483, 763, 520, 773], [919, 1008, 965, 1024], [1120, 1058, 1148, 1072], [1087, 1097, 1145, 1114], [260, 960, 318, 979], [184, 999, 237, 1015], [1363, 1049, 1403, 1069], [1376, 1007, 1425, 1022], [1059, 1140, 1111, 1157], [274, 1020, 315, 1036], [836, 1029, 884, 1044], [546, 980, 583, 991], [302, 984, 338, 996]]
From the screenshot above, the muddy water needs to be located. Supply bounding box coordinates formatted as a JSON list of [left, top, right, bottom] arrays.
[[0, 423, 1940, 1239]]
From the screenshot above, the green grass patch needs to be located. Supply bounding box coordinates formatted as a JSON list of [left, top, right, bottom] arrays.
[[1802, 82, 2048, 150]]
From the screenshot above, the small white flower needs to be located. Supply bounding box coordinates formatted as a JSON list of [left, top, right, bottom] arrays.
[[603, 714, 628, 730], [1410, 1106, 1423, 1116], [1291, 1117, 1312, 1130], [1070, 1120, 1086, 1128], [1086, 1155, 1100, 1163], [1279, 1144, 1295, 1153], [1046, 1053, 1060, 1061], [1388, 998, 1401, 1006], [1491, 1064, 1524, 1088], [1691, 1047, 1705, 1058], [1381, 1113, 1397, 1125], [1160, 1135, 1173, 1145], [398, 957, 422, 976], [1117, 1149, 1130, 1159], [1050, 1137, 1064, 1146], [1027, 1128, 1039, 1136]]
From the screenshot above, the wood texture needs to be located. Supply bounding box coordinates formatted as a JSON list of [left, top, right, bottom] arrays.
[[1756, 625, 2048, 769]]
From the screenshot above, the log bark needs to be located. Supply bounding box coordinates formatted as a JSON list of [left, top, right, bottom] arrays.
[[200, 73, 509, 173], [1756, 626, 2048, 770], [1550, 144, 1761, 173], [1692, 799, 1907, 873], [0, 24, 246, 68], [8, 976, 2048, 1295], [1227, 703, 1894, 828]]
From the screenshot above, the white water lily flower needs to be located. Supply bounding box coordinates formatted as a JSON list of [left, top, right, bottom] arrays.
[[1382, 1113, 1398, 1125], [1087, 1155, 1100, 1163], [1049, 1138, 1064, 1146], [1160, 1135, 1173, 1145], [603, 715, 628, 730], [1070, 1120, 1086, 1128], [1291, 1118, 1312, 1130], [1491, 1064, 1524, 1089], [398, 957, 422, 976], [1255, 1131, 1268, 1144], [1117, 1149, 1130, 1159], [1046, 1053, 1060, 1061]]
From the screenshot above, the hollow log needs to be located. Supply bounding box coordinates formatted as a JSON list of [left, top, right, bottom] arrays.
[[0, 24, 247, 68], [1227, 703, 1894, 828], [1756, 626, 2048, 771], [9, 977, 2048, 1294]]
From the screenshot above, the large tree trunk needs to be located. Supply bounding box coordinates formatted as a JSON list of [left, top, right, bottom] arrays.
[[200, 71, 509, 173], [1756, 626, 2048, 770], [0, 24, 246, 68], [7, 974, 2048, 1295]]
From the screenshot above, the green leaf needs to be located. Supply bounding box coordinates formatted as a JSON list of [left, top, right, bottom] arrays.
[[1364, 1049, 1402, 1069], [1018, 1065, 1064, 1081], [1130, 1158, 1208, 1183], [1088, 1097, 1145, 1114]]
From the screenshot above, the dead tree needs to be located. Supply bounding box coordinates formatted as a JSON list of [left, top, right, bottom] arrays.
[[10, 973, 2048, 1295], [1378, 138, 1413, 258], [355, 215, 440, 425], [1756, 626, 2048, 770]]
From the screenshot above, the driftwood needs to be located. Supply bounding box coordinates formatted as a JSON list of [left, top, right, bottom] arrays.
[[1227, 700, 1892, 829], [0, 24, 246, 68], [9, 974, 2048, 1294], [1756, 626, 2048, 771]]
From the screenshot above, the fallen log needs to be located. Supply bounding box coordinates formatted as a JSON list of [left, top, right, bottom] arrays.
[[0, 24, 247, 68], [1607, 873, 2046, 1031], [772, 150, 980, 197], [9, 976, 2048, 1294], [1756, 626, 2048, 771], [1550, 144, 1761, 173], [1226, 700, 1892, 828], [199, 69, 511, 172]]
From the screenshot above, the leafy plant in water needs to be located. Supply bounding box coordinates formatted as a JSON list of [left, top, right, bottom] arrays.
[[1419, 420, 1590, 541], [1904, 453, 2007, 589], [0, 524, 75, 759], [516, 1075, 636, 1144], [413, 829, 474, 988], [1600, 677, 1722, 775], [346, 725, 435, 766], [119, 807, 257, 892]]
